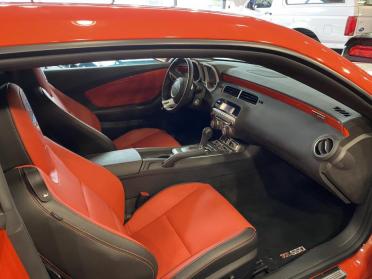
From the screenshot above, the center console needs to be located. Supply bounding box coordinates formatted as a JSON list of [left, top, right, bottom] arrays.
[[88, 136, 246, 178], [88, 98, 250, 215]]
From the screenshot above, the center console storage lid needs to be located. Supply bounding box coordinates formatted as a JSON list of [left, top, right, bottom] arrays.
[[88, 148, 142, 177]]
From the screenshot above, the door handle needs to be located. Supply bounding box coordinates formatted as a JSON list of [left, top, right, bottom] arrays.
[[265, 12, 272, 15]]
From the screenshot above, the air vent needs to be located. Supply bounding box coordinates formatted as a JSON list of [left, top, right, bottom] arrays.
[[223, 86, 240, 97], [313, 137, 336, 159], [239, 91, 258, 105], [333, 106, 351, 117]]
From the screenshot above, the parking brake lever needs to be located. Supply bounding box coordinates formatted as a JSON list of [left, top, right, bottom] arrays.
[[162, 148, 207, 168], [162, 127, 213, 168]]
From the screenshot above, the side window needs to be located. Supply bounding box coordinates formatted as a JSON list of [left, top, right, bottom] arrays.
[[255, 0, 273, 8], [286, 0, 344, 4], [44, 59, 159, 70]]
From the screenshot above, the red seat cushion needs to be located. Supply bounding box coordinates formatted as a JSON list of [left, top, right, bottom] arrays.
[[114, 128, 181, 149], [126, 183, 253, 278], [0, 230, 30, 279]]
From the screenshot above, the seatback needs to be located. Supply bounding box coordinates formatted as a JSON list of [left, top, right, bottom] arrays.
[[0, 83, 157, 278], [16, 69, 115, 155], [33, 68, 102, 131]]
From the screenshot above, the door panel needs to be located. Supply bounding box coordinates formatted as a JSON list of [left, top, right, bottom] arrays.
[[44, 62, 168, 111], [85, 68, 166, 108]]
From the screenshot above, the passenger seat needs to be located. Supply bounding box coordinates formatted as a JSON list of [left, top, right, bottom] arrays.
[[0, 83, 258, 279], [17, 68, 180, 155]]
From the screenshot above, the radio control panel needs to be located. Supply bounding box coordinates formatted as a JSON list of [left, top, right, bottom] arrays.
[[211, 99, 240, 137]]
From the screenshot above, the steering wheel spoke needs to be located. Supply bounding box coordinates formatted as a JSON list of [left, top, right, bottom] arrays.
[[162, 98, 176, 110], [161, 58, 194, 112], [169, 69, 182, 81]]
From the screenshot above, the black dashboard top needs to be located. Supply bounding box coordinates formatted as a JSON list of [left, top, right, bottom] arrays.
[[192, 58, 371, 205], [204, 59, 360, 124]]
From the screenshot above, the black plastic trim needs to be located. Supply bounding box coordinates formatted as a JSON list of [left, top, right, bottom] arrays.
[[0, 164, 49, 279]]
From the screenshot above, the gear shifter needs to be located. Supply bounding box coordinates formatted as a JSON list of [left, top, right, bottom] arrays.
[[199, 127, 213, 148], [162, 127, 213, 168]]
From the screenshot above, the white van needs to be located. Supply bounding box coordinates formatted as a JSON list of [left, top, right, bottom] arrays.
[[227, 0, 372, 50]]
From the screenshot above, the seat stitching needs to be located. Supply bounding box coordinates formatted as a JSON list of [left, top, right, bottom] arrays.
[[28, 190, 156, 277], [164, 214, 191, 256], [112, 207, 126, 233], [81, 182, 123, 230], [127, 186, 203, 234]]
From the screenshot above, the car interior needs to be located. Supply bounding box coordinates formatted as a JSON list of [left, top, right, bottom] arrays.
[[0, 54, 371, 279]]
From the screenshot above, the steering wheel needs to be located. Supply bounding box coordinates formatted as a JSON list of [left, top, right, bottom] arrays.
[[161, 58, 194, 112]]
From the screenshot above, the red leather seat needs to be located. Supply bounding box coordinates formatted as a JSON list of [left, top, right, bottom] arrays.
[[1, 83, 257, 278], [22, 68, 180, 154], [0, 230, 30, 279]]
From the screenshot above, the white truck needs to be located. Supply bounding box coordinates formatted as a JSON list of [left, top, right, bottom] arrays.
[[227, 0, 372, 51]]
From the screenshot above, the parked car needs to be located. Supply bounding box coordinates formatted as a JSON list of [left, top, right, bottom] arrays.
[[227, 0, 372, 51], [343, 33, 372, 74], [0, 4, 371, 279]]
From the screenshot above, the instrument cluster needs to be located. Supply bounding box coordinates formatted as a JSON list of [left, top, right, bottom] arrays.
[[191, 60, 219, 92]]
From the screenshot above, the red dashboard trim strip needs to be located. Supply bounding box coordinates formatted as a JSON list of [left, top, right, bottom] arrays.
[[222, 74, 350, 137]]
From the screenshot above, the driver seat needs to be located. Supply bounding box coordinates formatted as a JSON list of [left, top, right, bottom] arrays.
[[19, 68, 180, 155]]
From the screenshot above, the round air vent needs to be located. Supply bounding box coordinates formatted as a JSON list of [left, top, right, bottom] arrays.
[[313, 136, 337, 159]]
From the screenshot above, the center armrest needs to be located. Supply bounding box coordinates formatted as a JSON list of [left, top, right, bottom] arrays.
[[88, 148, 142, 177]]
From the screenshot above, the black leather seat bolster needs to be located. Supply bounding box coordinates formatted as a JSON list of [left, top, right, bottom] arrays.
[[31, 87, 116, 155], [174, 228, 258, 279], [6, 167, 158, 279], [0, 85, 31, 171]]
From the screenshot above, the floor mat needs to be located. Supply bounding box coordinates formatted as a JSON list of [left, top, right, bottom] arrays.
[[213, 149, 354, 272]]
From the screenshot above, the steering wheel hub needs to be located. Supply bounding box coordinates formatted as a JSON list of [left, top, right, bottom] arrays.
[[170, 77, 185, 99], [161, 58, 194, 112]]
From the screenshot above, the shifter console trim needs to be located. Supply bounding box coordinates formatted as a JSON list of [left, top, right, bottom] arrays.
[[206, 137, 244, 153]]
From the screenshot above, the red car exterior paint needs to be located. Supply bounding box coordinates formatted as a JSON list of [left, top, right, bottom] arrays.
[[338, 235, 372, 279], [0, 4, 372, 278], [0, 4, 371, 95]]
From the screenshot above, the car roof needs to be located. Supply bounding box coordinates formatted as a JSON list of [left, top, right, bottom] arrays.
[[1, 3, 371, 94]]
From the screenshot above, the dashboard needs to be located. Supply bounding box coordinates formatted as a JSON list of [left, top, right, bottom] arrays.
[[188, 58, 372, 205]]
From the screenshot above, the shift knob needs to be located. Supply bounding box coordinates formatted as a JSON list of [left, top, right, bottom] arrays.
[[200, 127, 213, 147]]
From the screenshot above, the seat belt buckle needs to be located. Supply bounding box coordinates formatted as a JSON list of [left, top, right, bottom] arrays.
[[135, 192, 150, 209]]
